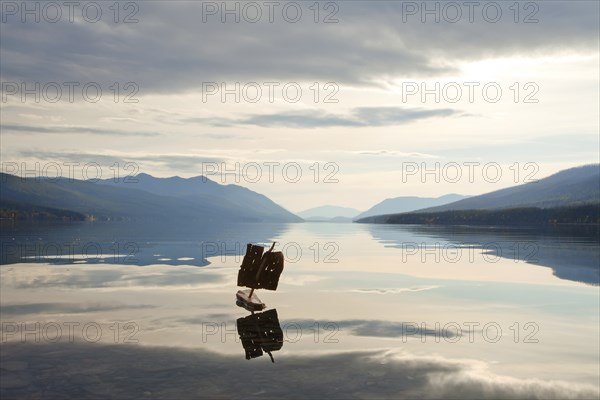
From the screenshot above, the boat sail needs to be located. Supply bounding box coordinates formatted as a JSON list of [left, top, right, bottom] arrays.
[[236, 242, 284, 311]]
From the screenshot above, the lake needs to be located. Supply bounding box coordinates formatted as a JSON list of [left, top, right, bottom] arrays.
[[1, 221, 599, 399]]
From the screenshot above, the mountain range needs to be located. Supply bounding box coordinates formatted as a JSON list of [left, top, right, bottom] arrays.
[[354, 194, 469, 220], [3, 165, 597, 225], [297, 195, 469, 222], [357, 164, 600, 224], [418, 164, 599, 213], [0, 173, 301, 222]]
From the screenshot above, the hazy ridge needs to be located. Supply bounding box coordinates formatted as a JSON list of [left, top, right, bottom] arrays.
[[0, 173, 301, 223]]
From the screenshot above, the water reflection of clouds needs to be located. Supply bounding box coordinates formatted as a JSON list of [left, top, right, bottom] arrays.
[[2, 265, 329, 292], [284, 319, 457, 340], [1, 342, 597, 399], [166, 314, 456, 340], [3, 266, 235, 290], [281, 274, 327, 286], [0, 302, 156, 316], [352, 286, 440, 294]]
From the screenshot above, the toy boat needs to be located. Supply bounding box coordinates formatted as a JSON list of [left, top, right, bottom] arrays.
[[236, 242, 284, 311]]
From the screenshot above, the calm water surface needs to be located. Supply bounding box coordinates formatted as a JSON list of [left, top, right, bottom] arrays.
[[1, 221, 598, 399]]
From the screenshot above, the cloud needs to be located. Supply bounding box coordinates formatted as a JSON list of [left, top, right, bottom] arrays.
[[191, 106, 462, 128], [100, 117, 141, 123], [352, 106, 460, 126], [198, 133, 242, 140], [1, 2, 597, 93], [16, 113, 43, 120], [14, 150, 225, 173], [16, 150, 133, 167], [131, 154, 226, 171], [1, 123, 160, 136], [356, 150, 439, 158], [321, 149, 441, 159]]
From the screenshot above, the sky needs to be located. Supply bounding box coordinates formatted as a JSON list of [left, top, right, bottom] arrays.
[[1, 0, 599, 212]]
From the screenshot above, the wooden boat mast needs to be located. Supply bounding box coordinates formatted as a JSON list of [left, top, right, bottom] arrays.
[[248, 242, 276, 299]]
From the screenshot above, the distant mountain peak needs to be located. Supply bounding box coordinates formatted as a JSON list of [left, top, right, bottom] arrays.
[[355, 194, 469, 220]]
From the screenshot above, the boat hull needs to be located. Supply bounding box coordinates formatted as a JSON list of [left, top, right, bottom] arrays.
[[236, 289, 266, 311]]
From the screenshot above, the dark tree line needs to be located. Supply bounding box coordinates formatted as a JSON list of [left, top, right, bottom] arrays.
[[358, 204, 600, 226]]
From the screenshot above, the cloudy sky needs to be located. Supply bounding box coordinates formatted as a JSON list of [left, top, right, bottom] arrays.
[[1, 1, 598, 211]]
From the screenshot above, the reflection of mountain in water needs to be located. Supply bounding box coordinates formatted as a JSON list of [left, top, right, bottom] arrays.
[[367, 224, 600, 285], [0, 221, 291, 266], [237, 309, 283, 362]]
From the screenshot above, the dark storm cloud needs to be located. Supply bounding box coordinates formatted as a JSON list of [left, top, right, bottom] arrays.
[[0, 1, 597, 93], [188, 106, 461, 128]]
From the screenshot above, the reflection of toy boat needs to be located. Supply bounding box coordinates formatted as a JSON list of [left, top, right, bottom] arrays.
[[236, 242, 284, 311], [237, 308, 283, 362]]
